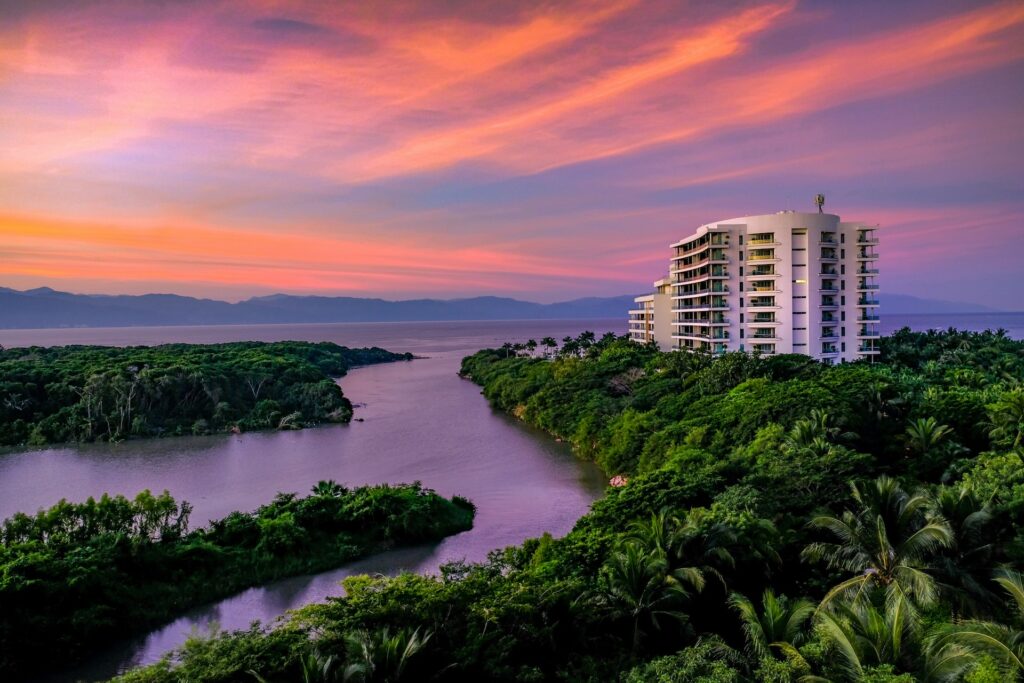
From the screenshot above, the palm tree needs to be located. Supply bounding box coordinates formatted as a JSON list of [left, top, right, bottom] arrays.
[[343, 627, 432, 682], [930, 486, 999, 615], [988, 389, 1024, 448], [541, 336, 557, 358], [668, 516, 738, 594], [932, 569, 1024, 678], [594, 543, 694, 654], [905, 418, 953, 457], [311, 480, 346, 498], [729, 589, 814, 660], [813, 597, 910, 681], [802, 476, 953, 611]]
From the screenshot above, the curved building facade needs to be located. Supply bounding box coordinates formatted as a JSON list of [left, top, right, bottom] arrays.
[[634, 211, 879, 363]]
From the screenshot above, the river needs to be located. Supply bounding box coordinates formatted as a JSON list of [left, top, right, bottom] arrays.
[[0, 320, 620, 682]]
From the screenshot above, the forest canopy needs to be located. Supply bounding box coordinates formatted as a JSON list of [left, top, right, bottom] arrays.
[[107, 328, 1024, 682], [0, 341, 412, 446]]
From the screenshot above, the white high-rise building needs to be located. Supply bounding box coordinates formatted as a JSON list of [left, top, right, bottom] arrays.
[[628, 278, 672, 349], [631, 210, 880, 363]]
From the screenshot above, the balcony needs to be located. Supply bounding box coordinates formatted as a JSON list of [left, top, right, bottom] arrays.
[[749, 285, 779, 293], [675, 302, 730, 311], [858, 314, 880, 321], [857, 284, 880, 291], [856, 251, 879, 261], [858, 328, 881, 338], [858, 298, 880, 307], [858, 267, 879, 275], [748, 239, 780, 246], [746, 270, 779, 278], [820, 332, 839, 340], [857, 236, 880, 245], [858, 345, 881, 354], [821, 346, 839, 355], [819, 285, 839, 293], [751, 344, 776, 354], [747, 302, 780, 309], [821, 267, 838, 275]]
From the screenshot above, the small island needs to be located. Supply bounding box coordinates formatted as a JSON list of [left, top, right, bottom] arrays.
[[0, 341, 413, 447]]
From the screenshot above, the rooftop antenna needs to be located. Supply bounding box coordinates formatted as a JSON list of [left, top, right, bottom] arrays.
[[815, 193, 825, 214]]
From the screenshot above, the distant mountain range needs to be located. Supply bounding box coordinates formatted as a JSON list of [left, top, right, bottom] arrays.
[[0, 287, 637, 329], [0, 287, 1005, 330]]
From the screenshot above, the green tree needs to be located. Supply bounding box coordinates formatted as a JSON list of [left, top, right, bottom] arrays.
[[729, 589, 814, 660], [802, 476, 953, 611]]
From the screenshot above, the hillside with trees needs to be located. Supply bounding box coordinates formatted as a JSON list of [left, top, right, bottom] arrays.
[[100, 329, 1024, 681], [0, 341, 412, 447]]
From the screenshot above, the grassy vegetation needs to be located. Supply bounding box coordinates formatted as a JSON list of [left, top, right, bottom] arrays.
[[0, 482, 474, 678], [50, 328, 1024, 681], [0, 341, 413, 447]]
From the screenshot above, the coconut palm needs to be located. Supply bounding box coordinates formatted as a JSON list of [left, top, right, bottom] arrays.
[[988, 389, 1024, 448], [802, 476, 953, 611], [342, 627, 432, 682], [668, 515, 738, 594], [905, 418, 953, 457], [930, 486, 999, 615], [932, 569, 1024, 678], [813, 597, 976, 683], [729, 589, 814, 660], [311, 480, 347, 498], [594, 543, 695, 654]]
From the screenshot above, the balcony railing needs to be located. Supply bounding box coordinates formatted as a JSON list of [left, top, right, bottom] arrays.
[[858, 267, 879, 274], [858, 298, 880, 306], [858, 315, 880, 321], [857, 237, 880, 245]]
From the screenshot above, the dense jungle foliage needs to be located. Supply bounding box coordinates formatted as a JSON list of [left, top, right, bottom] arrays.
[[0, 341, 412, 446], [0, 482, 474, 678], [100, 329, 1024, 682]]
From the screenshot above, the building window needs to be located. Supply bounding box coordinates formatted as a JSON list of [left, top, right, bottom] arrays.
[[739, 266, 744, 276], [841, 311, 846, 321], [841, 326, 846, 336], [739, 235, 744, 245], [841, 296, 846, 305], [740, 297, 744, 307], [841, 264, 846, 274], [739, 251, 744, 260], [841, 249, 845, 258], [840, 233, 845, 243], [740, 329, 745, 339], [841, 280, 846, 290], [740, 313, 744, 323], [842, 342, 846, 352]]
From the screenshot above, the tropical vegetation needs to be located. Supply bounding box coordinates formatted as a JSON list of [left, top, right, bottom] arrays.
[[0, 481, 474, 678], [29, 327, 1024, 681], [0, 341, 413, 446]]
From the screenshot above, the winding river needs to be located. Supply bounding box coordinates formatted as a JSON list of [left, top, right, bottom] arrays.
[[0, 320, 620, 682]]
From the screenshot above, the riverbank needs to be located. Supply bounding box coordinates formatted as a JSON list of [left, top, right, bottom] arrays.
[[0, 482, 474, 679]]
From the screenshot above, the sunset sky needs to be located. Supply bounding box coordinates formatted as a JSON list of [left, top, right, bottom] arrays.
[[2, 0, 1023, 307]]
